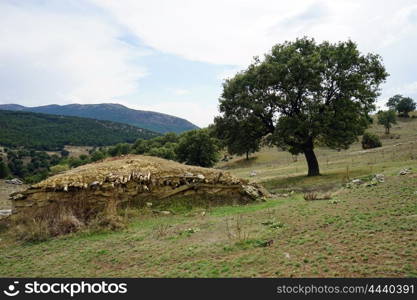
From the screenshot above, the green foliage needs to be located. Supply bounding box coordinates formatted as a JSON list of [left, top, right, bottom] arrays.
[[212, 117, 262, 160], [361, 132, 382, 149], [0, 110, 159, 151], [90, 150, 107, 162], [216, 37, 388, 176], [108, 143, 131, 157], [397, 97, 416, 118], [50, 164, 70, 175], [386, 94, 402, 110], [176, 129, 219, 167], [0, 159, 10, 179], [387, 95, 416, 117], [377, 110, 397, 134]]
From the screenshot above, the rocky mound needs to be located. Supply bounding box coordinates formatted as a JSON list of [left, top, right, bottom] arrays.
[[10, 155, 269, 221]]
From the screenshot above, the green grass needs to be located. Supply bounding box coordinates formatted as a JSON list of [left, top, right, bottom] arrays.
[[0, 116, 417, 277], [0, 174, 416, 277]]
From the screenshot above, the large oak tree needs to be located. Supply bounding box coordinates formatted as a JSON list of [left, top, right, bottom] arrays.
[[215, 38, 388, 176]]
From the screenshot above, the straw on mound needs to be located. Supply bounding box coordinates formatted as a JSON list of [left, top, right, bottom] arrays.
[[10, 155, 269, 218]]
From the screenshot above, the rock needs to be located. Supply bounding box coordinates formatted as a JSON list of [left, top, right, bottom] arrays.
[[250, 171, 257, 177], [146, 202, 153, 207], [242, 185, 261, 199], [160, 211, 172, 215], [351, 179, 364, 185], [196, 174, 205, 180], [201, 211, 206, 217], [399, 168, 411, 175], [374, 174, 385, 183], [284, 252, 291, 259], [5, 178, 23, 185], [0, 209, 12, 217]]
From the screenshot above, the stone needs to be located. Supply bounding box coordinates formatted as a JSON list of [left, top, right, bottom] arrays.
[[0, 209, 12, 217], [250, 171, 257, 177], [5, 178, 23, 185], [399, 168, 411, 175], [351, 179, 364, 185], [374, 174, 385, 183]]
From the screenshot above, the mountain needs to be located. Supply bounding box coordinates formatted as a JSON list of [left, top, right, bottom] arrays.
[[0, 103, 199, 134], [0, 110, 160, 151]]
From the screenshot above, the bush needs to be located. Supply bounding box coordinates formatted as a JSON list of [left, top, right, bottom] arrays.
[[50, 164, 70, 175], [176, 129, 219, 167], [361, 132, 382, 149]]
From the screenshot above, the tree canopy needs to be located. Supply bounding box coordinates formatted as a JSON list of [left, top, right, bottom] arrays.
[[377, 110, 397, 134], [176, 129, 219, 167], [387, 94, 416, 117], [214, 37, 388, 176]]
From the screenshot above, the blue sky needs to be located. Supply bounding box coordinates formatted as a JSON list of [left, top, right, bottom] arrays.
[[1, 0, 417, 127]]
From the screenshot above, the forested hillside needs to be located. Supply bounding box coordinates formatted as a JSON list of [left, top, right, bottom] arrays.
[[0, 103, 199, 134], [0, 110, 159, 150]]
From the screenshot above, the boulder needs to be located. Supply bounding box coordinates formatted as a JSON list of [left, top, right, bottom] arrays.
[[399, 168, 411, 175], [5, 178, 23, 185]]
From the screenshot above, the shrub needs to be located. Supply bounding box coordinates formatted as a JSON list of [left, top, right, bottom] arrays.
[[361, 132, 382, 149], [50, 164, 70, 175]]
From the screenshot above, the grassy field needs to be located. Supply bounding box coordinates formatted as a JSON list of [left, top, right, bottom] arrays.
[[0, 117, 416, 277]]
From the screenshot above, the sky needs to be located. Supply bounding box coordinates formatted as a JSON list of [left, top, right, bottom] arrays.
[[1, 0, 417, 127]]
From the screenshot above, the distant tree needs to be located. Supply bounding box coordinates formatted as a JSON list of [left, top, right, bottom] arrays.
[[176, 129, 219, 167], [148, 145, 177, 161], [212, 117, 262, 160], [397, 97, 416, 118], [217, 38, 388, 176], [377, 110, 397, 134], [61, 150, 70, 157], [361, 132, 381, 149], [90, 150, 106, 162], [387, 95, 416, 117], [108, 143, 131, 157], [0, 159, 10, 179], [386, 94, 402, 110]]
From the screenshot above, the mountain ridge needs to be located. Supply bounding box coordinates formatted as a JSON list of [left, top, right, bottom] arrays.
[[0, 103, 199, 134]]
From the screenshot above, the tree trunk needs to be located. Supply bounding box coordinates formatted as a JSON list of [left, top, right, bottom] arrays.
[[304, 148, 320, 176], [246, 151, 249, 160], [385, 127, 390, 134]]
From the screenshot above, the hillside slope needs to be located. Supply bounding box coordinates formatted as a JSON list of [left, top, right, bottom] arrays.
[[0, 110, 159, 150], [0, 103, 199, 134]]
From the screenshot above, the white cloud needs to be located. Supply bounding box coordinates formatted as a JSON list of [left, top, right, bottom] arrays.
[[172, 88, 190, 95], [217, 67, 242, 81], [0, 1, 147, 105], [2, 0, 417, 127], [92, 0, 417, 65]]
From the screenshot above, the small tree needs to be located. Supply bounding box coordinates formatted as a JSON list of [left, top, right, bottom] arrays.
[[212, 116, 262, 160], [397, 97, 416, 117], [387, 94, 416, 117], [362, 132, 382, 149], [176, 129, 219, 167], [387, 94, 402, 110], [377, 110, 397, 134]]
